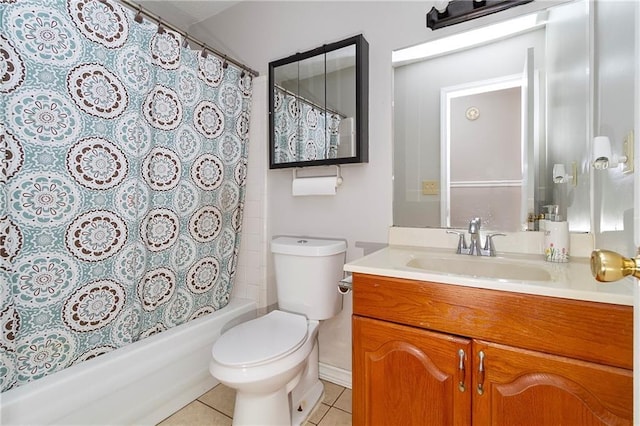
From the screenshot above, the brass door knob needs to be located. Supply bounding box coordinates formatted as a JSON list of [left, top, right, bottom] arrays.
[[590, 249, 640, 282]]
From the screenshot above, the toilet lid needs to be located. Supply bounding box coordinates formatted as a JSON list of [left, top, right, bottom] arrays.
[[212, 310, 308, 367]]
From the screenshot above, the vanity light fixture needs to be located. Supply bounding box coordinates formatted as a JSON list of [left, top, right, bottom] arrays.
[[552, 163, 577, 186], [427, 0, 534, 30], [393, 12, 544, 65], [592, 134, 634, 174]]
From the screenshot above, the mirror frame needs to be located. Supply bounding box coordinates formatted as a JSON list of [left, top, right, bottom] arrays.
[[268, 34, 369, 169]]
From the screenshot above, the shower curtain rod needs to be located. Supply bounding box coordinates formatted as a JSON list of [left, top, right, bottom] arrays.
[[114, 0, 259, 77], [275, 84, 346, 119]]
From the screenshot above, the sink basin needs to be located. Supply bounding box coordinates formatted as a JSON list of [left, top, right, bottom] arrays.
[[406, 256, 552, 282]]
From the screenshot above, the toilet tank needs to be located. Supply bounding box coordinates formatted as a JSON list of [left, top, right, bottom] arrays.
[[271, 237, 346, 320]]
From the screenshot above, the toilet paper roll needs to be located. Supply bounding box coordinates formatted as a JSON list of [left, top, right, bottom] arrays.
[[292, 177, 338, 196]]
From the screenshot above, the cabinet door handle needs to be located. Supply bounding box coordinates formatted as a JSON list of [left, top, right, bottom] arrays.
[[477, 350, 485, 395], [457, 349, 466, 392]]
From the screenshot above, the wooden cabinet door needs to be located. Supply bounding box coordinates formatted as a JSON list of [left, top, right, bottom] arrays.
[[472, 340, 633, 426], [353, 315, 472, 426]]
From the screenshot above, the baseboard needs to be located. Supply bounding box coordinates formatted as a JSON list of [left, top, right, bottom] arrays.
[[319, 363, 352, 389]]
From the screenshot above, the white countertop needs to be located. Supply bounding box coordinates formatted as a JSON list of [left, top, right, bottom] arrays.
[[344, 244, 635, 306]]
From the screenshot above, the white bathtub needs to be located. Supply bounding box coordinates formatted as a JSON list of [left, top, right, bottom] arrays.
[[1, 298, 257, 425]]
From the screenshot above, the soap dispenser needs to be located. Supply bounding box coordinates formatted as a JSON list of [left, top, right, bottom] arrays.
[[539, 205, 556, 233], [543, 205, 569, 263]]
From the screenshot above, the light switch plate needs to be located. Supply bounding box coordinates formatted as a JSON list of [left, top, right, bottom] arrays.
[[422, 180, 439, 195]]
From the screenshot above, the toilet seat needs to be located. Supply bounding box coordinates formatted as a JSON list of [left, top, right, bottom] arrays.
[[212, 310, 308, 368]]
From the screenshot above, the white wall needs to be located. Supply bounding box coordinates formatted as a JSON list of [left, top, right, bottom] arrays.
[[189, 0, 636, 379]]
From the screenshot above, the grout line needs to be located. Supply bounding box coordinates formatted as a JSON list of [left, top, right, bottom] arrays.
[[196, 399, 233, 420], [314, 404, 330, 426], [187, 383, 351, 425], [315, 387, 351, 425], [332, 406, 352, 415]]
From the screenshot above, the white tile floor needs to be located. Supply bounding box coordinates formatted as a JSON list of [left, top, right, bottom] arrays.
[[157, 380, 352, 426]]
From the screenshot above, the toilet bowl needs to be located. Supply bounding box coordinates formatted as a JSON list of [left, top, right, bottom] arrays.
[[210, 310, 321, 426], [209, 236, 347, 426]]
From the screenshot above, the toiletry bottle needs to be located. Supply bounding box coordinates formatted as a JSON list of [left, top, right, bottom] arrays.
[[539, 205, 556, 234], [544, 207, 569, 263]]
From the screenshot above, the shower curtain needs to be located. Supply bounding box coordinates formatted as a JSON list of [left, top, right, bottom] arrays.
[[273, 87, 341, 163], [0, 0, 253, 392]]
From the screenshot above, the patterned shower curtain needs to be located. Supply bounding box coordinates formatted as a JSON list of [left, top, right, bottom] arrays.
[[0, 0, 252, 392], [273, 87, 341, 163]]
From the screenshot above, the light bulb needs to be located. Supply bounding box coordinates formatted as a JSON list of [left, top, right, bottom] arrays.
[[434, 0, 449, 13], [593, 157, 610, 170]]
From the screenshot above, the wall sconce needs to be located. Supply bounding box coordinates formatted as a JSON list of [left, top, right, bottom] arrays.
[[426, 0, 534, 30], [552, 163, 577, 186], [592, 134, 634, 174]]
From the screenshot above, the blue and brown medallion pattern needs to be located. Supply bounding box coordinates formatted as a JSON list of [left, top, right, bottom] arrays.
[[0, 0, 253, 391]]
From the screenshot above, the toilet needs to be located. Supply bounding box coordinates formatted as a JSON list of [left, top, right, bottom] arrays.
[[209, 236, 347, 426]]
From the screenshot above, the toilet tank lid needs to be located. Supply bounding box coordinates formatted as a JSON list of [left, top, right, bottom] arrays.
[[271, 237, 346, 256]]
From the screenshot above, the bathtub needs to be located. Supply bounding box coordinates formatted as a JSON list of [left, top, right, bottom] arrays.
[[1, 298, 257, 425]]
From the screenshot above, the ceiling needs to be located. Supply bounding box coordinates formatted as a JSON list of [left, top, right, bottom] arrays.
[[137, 1, 241, 30]]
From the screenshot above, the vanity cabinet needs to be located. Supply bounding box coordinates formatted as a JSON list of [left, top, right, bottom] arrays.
[[352, 273, 633, 426], [353, 315, 472, 425]]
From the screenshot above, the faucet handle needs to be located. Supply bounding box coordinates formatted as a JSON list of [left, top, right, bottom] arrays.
[[483, 233, 506, 255], [447, 230, 468, 254]]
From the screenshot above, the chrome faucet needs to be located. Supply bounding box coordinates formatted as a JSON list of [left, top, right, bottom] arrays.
[[447, 217, 505, 257], [468, 217, 482, 255]]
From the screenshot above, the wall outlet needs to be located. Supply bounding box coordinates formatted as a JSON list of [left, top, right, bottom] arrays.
[[422, 180, 439, 195]]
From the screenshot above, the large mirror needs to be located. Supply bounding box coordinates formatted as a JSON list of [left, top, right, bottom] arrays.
[[269, 34, 369, 169], [393, 0, 593, 232]]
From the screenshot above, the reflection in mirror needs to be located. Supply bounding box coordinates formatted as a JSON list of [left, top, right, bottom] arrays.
[[327, 45, 358, 158], [273, 55, 333, 163], [393, 0, 591, 232], [269, 35, 368, 169], [443, 75, 526, 231]]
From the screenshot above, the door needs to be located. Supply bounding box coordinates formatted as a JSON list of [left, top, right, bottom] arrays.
[[441, 75, 526, 231], [353, 316, 471, 426], [472, 340, 633, 426], [522, 47, 535, 228], [635, 0, 640, 420], [598, 3, 639, 422]]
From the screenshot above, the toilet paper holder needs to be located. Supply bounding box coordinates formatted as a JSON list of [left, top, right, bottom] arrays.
[[337, 274, 352, 294], [292, 165, 343, 186]]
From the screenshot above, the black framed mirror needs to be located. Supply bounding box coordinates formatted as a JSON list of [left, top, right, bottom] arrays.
[[269, 34, 369, 169]]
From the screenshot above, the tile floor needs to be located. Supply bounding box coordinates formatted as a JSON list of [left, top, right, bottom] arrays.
[[158, 380, 352, 426]]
